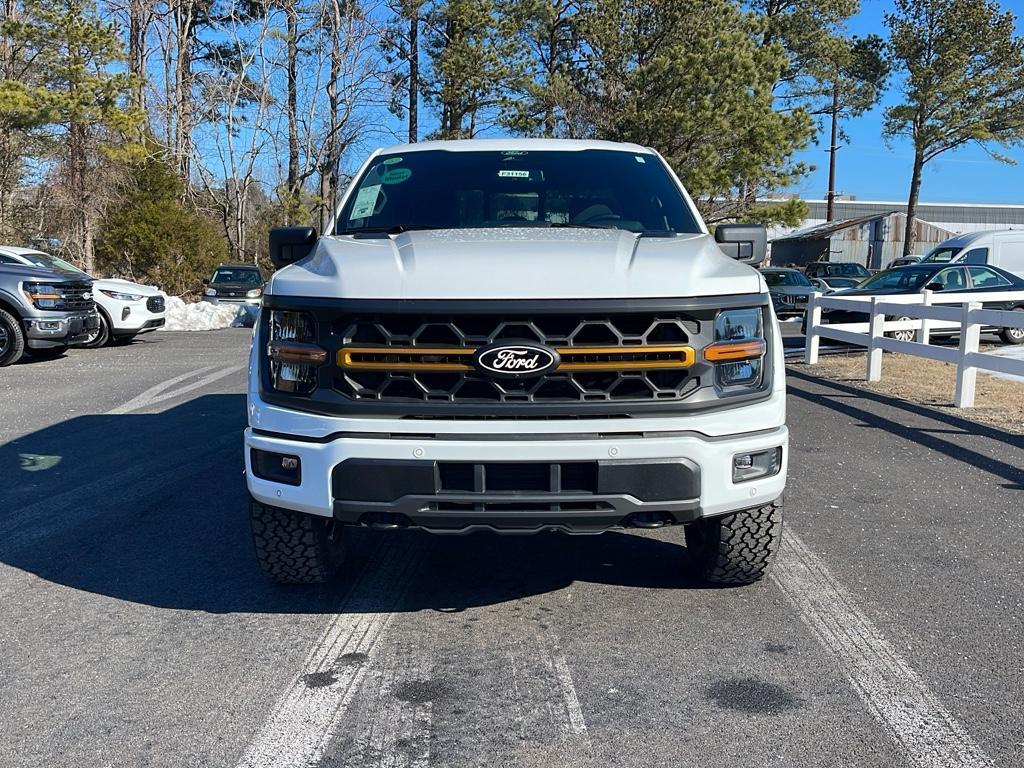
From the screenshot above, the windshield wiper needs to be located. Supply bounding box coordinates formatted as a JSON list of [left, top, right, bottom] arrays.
[[336, 224, 446, 237]]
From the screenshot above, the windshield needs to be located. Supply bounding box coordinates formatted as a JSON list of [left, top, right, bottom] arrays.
[[828, 263, 870, 277], [857, 268, 937, 292], [212, 268, 262, 285], [825, 277, 862, 288], [335, 149, 703, 236], [922, 247, 960, 264], [19, 251, 89, 278], [763, 270, 811, 287]]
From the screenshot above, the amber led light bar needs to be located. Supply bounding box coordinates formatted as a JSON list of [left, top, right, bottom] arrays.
[[338, 345, 697, 372], [702, 339, 766, 362]]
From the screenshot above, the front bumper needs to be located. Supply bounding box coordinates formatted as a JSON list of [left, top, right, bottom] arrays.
[[106, 300, 167, 335], [203, 295, 262, 306], [245, 424, 787, 534], [24, 311, 100, 348]]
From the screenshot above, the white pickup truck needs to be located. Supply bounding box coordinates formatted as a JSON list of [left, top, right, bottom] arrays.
[[245, 139, 787, 586]]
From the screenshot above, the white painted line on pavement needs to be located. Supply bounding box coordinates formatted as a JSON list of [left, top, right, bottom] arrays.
[[236, 539, 422, 768], [108, 364, 244, 415], [548, 646, 588, 739], [773, 530, 995, 768]]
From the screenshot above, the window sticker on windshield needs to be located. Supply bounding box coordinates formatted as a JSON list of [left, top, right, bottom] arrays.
[[380, 167, 412, 185], [498, 170, 531, 179], [382, 156, 403, 165], [635, 155, 646, 163], [349, 184, 381, 219]]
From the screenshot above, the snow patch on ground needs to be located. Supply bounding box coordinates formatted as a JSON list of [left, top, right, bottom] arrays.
[[164, 296, 258, 331], [987, 345, 1024, 383]]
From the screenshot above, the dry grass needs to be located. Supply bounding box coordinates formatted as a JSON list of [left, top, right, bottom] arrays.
[[789, 348, 1024, 434]]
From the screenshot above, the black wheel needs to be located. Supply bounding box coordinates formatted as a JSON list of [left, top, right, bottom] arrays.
[[79, 312, 111, 348], [28, 344, 68, 360], [685, 500, 783, 585], [249, 498, 344, 584], [0, 308, 25, 367], [999, 308, 1024, 345]]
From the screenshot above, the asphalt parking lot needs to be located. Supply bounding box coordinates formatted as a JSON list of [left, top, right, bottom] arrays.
[[1, 329, 1022, 768]]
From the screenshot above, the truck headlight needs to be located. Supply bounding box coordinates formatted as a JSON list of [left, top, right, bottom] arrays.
[[22, 282, 62, 310], [246, 288, 263, 298], [204, 287, 217, 296], [266, 310, 325, 394], [704, 308, 766, 390]]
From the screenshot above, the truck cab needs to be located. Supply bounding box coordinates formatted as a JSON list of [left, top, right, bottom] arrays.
[[245, 140, 787, 586]]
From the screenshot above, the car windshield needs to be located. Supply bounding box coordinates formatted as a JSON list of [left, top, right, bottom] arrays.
[[19, 251, 89, 278], [335, 149, 703, 236], [922, 247, 960, 263], [829, 263, 870, 277], [825, 277, 861, 288], [857, 268, 937, 291], [212, 268, 262, 285], [763, 270, 811, 287]]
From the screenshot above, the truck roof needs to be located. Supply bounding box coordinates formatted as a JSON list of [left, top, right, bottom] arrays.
[[372, 138, 656, 156]]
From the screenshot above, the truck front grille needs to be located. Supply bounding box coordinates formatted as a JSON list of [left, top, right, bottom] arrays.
[[57, 282, 95, 312], [333, 312, 702, 404]]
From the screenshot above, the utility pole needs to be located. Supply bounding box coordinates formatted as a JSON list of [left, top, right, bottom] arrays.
[[826, 86, 839, 222]]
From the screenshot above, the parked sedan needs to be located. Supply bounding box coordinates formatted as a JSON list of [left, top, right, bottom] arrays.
[[761, 268, 814, 318], [804, 261, 872, 280], [815, 263, 1024, 344]]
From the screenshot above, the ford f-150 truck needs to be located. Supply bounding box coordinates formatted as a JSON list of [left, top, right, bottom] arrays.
[[245, 139, 787, 586], [0, 262, 100, 366]]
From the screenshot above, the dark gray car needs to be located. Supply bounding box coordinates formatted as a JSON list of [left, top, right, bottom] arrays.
[[761, 268, 814, 318]]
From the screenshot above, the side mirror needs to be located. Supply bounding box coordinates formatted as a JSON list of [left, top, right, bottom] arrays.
[[269, 226, 318, 269], [925, 282, 944, 291], [715, 224, 767, 267], [202, 278, 209, 285]]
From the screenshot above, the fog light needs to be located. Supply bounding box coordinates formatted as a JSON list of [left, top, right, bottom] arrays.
[[251, 449, 301, 486], [122, 307, 131, 320], [733, 447, 782, 483], [35, 320, 63, 332]]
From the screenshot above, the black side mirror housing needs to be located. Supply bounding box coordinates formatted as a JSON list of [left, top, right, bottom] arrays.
[[714, 224, 767, 267], [269, 226, 318, 269], [925, 281, 944, 291], [202, 278, 209, 285]]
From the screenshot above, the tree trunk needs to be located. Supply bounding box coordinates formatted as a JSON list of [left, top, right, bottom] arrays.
[[408, 6, 418, 143], [903, 149, 925, 257], [826, 87, 839, 222], [286, 0, 299, 215], [324, 0, 342, 231], [174, 2, 195, 184], [128, 0, 147, 111]]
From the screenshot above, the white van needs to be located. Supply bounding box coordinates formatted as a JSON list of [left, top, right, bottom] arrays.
[[920, 230, 1024, 278]]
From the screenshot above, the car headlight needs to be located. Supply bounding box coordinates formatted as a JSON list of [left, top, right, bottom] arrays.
[[703, 307, 766, 390], [204, 287, 217, 296], [99, 288, 144, 301], [22, 282, 62, 309], [265, 310, 325, 395], [246, 288, 263, 298]]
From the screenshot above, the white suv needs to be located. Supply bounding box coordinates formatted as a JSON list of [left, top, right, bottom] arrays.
[[0, 247, 166, 346], [246, 139, 787, 587]]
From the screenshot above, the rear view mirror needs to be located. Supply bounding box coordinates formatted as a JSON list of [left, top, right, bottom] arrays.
[[269, 226, 318, 269], [715, 224, 767, 267]]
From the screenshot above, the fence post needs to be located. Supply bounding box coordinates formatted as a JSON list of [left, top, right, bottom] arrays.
[[804, 291, 822, 365], [954, 301, 983, 408], [916, 289, 933, 345], [866, 297, 884, 381]]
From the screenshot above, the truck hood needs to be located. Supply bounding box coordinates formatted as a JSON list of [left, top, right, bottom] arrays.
[[267, 229, 765, 300], [0, 262, 87, 283]]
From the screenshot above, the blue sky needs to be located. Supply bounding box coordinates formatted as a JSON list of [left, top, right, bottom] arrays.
[[785, 0, 1024, 205]]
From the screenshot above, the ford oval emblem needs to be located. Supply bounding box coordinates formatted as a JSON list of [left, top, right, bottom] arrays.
[[474, 342, 560, 379]]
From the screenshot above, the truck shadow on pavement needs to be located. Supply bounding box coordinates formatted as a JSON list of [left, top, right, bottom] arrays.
[[0, 394, 708, 615], [787, 369, 1024, 490]]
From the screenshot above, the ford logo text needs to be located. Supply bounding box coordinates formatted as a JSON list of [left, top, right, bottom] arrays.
[[474, 342, 560, 379]]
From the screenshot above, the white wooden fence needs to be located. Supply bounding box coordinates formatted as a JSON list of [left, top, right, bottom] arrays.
[[802, 289, 1024, 407]]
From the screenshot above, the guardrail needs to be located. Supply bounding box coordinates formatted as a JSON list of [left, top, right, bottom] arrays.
[[803, 289, 1024, 407]]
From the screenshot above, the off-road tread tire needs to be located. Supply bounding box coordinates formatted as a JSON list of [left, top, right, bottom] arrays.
[[686, 500, 783, 585], [0, 308, 25, 366], [250, 499, 343, 584]]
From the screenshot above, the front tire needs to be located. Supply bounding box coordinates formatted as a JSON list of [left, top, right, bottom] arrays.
[[80, 312, 111, 348], [0, 308, 25, 367], [249, 498, 344, 584], [685, 500, 783, 585], [999, 308, 1024, 345]]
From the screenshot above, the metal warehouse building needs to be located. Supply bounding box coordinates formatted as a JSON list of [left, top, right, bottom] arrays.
[[765, 198, 1024, 269], [770, 211, 956, 269]]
